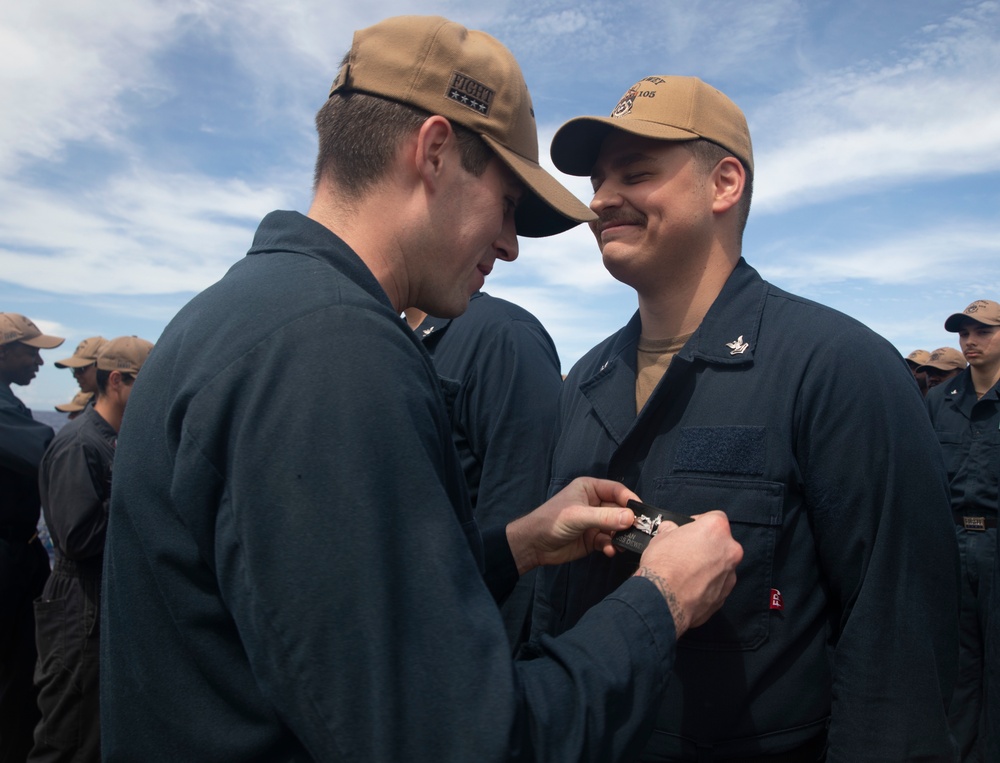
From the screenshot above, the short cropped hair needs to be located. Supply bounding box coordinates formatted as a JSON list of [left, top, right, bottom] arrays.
[[95, 369, 135, 396], [313, 89, 493, 197], [686, 139, 753, 237]]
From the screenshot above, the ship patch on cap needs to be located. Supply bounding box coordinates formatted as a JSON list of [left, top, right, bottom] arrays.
[[447, 72, 494, 116], [611, 77, 665, 118]]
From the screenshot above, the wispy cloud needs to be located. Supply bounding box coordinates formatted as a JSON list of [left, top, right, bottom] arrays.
[[0, 170, 292, 294], [753, 1, 1000, 212], [759, 219, 1000, 290]]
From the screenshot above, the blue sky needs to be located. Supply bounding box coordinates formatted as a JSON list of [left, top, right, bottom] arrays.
[[3, 0, 999, 409]]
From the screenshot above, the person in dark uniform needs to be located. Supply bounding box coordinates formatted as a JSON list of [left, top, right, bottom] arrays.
[[99, 18, 743, 762], [0, 312, 64, 763], [906, 348, 931, 396], [920, 346, 968, 391], [925, 299, 1000, 762], [405, 291, 563, 652], [530, 75, 959, 761], [30, 336, 153, 763], [53, 391, 94, 421], [53, 337, 107, 398]]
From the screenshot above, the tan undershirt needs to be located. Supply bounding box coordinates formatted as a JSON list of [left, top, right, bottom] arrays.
[[636, 333, 693, 413]]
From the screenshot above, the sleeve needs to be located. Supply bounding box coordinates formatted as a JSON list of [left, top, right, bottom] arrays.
[[39, 434, 109, 560], [197, 307, 678, 762], [796, 334, 959, 761], [0, 395, 54, 478], [456, 314, 563, 647], [459, 316, 563, 529]]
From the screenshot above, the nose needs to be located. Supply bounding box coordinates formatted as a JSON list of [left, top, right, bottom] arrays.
[[494, 214, 519, 263], [590, 180, 623, 215]]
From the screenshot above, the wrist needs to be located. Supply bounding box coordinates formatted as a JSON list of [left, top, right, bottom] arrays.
[[635, 566, 688, 637], [505, 516, 538, 576]]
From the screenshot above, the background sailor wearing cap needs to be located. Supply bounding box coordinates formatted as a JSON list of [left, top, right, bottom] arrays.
[[54, 391, 94, 421], [0, 312, 64, 762], [925, 299, 1000, 762], [906, 348, 932, 396], [53, 337, 108, 398], [100, 17, 742, 762], [31, 336, 153, 763], [530, 75, 959, 761], [919, 346, 969, 392], [405, 291, 563, 654]]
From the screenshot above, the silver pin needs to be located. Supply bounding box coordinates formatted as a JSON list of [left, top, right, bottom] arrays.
[[726, 335, 749, 355]]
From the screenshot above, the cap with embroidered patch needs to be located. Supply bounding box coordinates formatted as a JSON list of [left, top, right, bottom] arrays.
[[551, 75, 753, 177], [944, 299, 1000, 332], [96, 336, 154, 375], [0, 313, 64, 349], [327, 15, 593, 237], [55, 336, 108, 369], [55, 390, 94, 413], [917, 347, 967, 372], [905, 349, 931, 367]]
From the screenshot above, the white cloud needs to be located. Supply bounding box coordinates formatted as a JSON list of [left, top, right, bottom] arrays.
[[0, 169, 293, 294], [753, 1, 1000, 212], [757, 220, 1000, 289], [0, 0, 187, 174]]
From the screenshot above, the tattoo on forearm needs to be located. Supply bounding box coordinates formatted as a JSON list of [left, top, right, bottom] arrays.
[[635, 567, 687, 634]]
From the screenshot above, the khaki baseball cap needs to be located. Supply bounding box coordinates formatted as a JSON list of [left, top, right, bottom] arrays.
[[917, 347, 967, 372], [96, 336, 154, 375], [55, 336, 108, 368], [55, 390, 94, 413], [0, 312, 64, 349], [328, 15, 594, 237], [551, 75, 754, 177], [905, 349, 931, 367], [944, 299, 1000, 332]]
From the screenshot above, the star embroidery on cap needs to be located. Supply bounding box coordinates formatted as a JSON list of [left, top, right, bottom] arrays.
[[726, 336, 749, 355]]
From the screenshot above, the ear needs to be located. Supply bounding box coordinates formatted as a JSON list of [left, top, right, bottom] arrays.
[[412, 115, 456, 191], [107, 370, 124, 394], [711, 156, 745, 214]]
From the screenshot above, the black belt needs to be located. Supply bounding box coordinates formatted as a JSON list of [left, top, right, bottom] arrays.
[[955, 515, 998, 531]]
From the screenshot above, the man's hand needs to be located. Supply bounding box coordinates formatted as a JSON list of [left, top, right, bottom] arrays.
[[505, 477, 639, 576], [634, 511, 743, 638]]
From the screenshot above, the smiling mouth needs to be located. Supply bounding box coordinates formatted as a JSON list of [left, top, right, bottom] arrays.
[[594, 216, 645, 236]]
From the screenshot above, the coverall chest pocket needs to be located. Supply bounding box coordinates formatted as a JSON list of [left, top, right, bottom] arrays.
[[652, 475, 783, 651], [933, 429, 966, 480]]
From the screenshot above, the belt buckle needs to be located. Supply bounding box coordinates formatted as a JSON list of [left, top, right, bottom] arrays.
[[963, 516, 987, 531]]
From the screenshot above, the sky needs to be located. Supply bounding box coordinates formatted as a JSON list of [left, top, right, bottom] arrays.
[[3, 0, 999, 409]]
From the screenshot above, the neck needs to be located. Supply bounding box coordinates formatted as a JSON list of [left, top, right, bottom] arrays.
[[92, 396, 123, 433], [970, 364, 1000, 396], [637, 252, 739, 340], [403, 308, 427, 330], [308, 182, 417, 314]]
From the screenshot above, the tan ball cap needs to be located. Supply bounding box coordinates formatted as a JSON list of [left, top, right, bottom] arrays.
[[55, 390, 94, 413], [551, 75, 753, 177], [0, 312, 64, 349], [944, 299, 1000, 332], [55, 336, 108, 368], [96, 336, 154, 375], [917, 347, 967, 372], [328, 15, 594, 237]]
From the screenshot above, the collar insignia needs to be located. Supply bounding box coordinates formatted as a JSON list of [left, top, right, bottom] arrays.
[[422, 326, 436, 336], [726, 335, 749, 355]]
